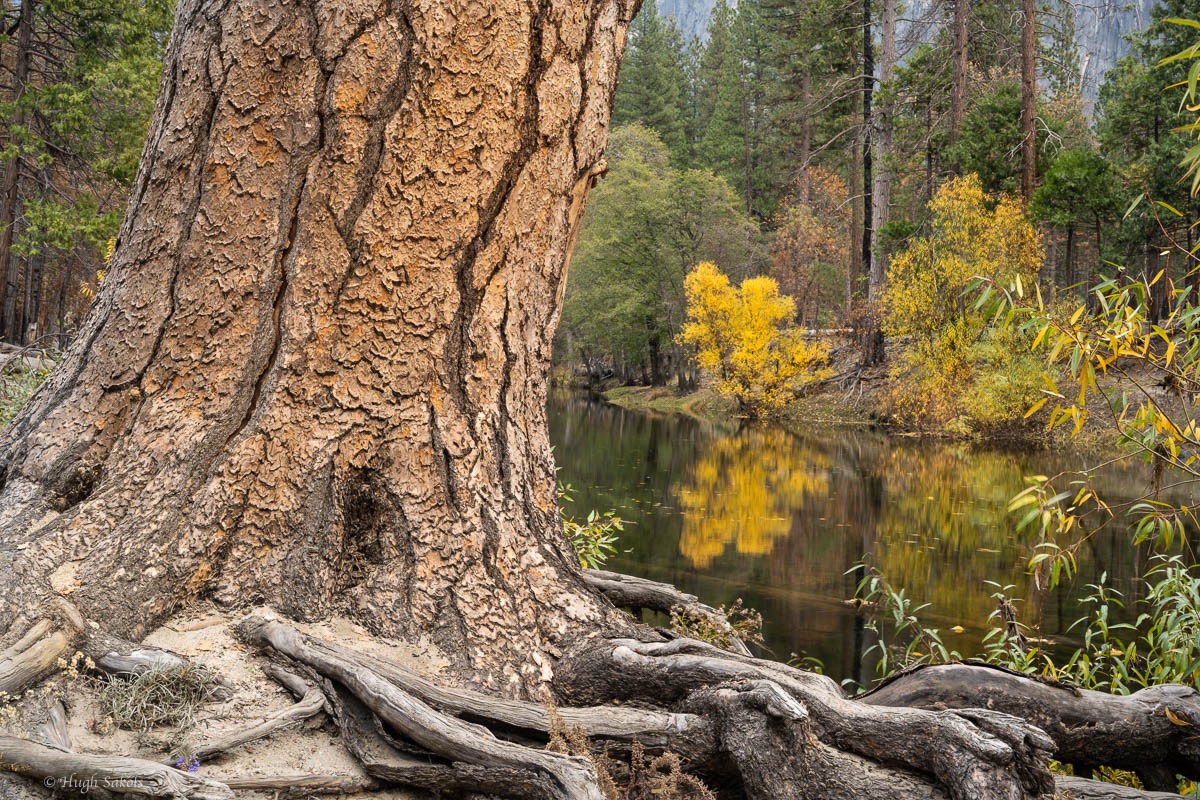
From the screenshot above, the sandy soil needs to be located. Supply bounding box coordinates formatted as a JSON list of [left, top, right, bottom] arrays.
[[1, 605, 458, 799]]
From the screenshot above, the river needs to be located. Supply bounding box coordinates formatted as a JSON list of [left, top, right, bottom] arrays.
[[548, 390, 1192, 687]]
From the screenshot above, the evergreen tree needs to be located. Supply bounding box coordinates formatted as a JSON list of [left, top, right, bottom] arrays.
[[0, 0, 173, 344], [612, 0, 692, 166]]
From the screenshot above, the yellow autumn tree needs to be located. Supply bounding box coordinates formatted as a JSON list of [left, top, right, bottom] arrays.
[[881, 175, 1044, 432], [680, 262, 832, 417]]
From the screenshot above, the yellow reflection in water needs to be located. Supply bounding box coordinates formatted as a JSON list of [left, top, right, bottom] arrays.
[[678, 425, 830, 568]]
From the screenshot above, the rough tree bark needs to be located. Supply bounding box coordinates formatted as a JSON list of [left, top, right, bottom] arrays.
[[0, 0, 34, 344], [0, 1, 1196, 799], [0, 0, 638, 696], [948, 0, 969, 151], [868, 0, 895, 304]]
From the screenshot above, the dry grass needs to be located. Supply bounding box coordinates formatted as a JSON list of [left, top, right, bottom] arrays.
[[99, 664, 218, 732]]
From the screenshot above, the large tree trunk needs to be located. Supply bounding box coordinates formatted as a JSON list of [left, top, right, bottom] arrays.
[[0, 2, 1195, 799], [0, 0, 635, 694]]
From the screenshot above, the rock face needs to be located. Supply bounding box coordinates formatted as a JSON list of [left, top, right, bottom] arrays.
[[1075, 0, 1158, 107], [657, 0, 719, 41]]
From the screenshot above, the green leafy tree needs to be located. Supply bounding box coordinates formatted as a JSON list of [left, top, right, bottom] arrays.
[[1030, 148, 1123, 299], [558, 125, 759, 388]]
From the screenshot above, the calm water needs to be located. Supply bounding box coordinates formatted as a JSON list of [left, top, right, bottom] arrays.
[[548, 390, 1194, 686]]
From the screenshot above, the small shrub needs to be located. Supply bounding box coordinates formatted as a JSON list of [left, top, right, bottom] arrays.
[[558, 481, 624, 569], [669, 598, 764, 651], [680, 261, 832, 418]]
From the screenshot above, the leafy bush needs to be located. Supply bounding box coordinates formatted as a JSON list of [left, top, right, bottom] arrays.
[[0, 357, 55, 427], [558, 482, 624, 570], [881, 174, 1044, 433], [680, 261, 832, 418]]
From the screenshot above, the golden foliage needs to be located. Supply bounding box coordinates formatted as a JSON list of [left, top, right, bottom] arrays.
[[883, 174, 1042, 340], [881, 175, 1045, 431], [680, 262, 832, 417]]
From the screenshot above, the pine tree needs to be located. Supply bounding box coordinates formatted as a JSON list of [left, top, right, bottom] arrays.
[[612, 0, 692, 166]]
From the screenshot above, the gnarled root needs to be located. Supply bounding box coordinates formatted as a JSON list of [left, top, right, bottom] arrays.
[[0, 620, 74, 696], [860, 663, 1200, 792], [186, 665, 325, 762], [556, 637, 1057, 800], [684, 679, 950, 799], [239, 616, 605, 799], [0, 734, 233, 799], [581, 568, 754, 656]]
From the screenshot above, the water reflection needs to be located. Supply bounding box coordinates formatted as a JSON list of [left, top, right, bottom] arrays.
[[548, 390, 1190, 684]]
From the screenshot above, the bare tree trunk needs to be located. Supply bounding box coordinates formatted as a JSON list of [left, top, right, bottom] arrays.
[[1020, 0, 1037, 203], [0, 0, 34, 344], [0, 0, 638, 695], [949, 0, 969, 150], [798, 70, 812, 206], [861, 0, 873, 289], [869, 0, 895, 303]]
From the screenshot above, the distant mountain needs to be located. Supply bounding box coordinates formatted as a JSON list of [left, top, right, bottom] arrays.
[[649, 0, 1160, 111], [657, 0, 720, 42], [1074, 0, 1157, 109]]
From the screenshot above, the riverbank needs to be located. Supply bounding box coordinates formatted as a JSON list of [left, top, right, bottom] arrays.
[[604, 382, 877, 427], [600, 372, 1126, 454]]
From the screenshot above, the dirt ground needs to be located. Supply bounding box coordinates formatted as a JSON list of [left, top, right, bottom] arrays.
[[0, 606, 457, 799]]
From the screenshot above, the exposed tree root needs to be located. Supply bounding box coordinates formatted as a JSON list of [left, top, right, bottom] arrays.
[[328, 680, 566, 797], [682, 678, 951, 799], [0, 620, 73, 696], [581, 569, 754, 656], [187, 665, 325, 762], [219, 773, 377, 795], [0, 734, 234, 799], [35, 698, 70, 751], [556, 637, 1057, 800], [240, 616, 605, 799], [860, 663, 1200, 792], [1055, 776, 1188, 800], [0, 603, 189, 700], [2, 611, 1194, 800], [240, 616, 711, 758], [83, 630, 187, 676]]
